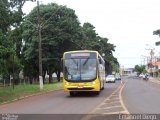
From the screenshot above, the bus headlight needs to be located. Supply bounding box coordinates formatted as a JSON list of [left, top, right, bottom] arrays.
[[92, 81, 96, 85], [65, 82, 69, 85]]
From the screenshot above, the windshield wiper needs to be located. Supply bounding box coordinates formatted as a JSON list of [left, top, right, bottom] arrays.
[[83, 57, 90, 66]]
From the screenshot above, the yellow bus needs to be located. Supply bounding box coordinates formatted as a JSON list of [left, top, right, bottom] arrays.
[[62, 50, 105, 96]]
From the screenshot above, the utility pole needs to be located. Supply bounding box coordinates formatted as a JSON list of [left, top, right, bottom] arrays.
[[150, 49, 154, 77], [37, 0, 43, 90], [12, 55, 15, 89], [145, 44, 155, 77]]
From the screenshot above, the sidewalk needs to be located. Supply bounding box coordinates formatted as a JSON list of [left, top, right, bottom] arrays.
[[149, 77, 160, 85]]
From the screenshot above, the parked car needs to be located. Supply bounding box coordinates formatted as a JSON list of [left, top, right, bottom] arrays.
[[106, 75, 116, 83], [139, 73, 145, 78], [115, 74, 121, 80], [143, 73, 149, 80], [139, 73, 149, 80]]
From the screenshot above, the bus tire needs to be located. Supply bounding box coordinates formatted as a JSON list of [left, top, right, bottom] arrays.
[[101, 82, 104, 90], [70, 92, 75, 96], [95, 91, 100, 95], [101, 86, 104, 90]]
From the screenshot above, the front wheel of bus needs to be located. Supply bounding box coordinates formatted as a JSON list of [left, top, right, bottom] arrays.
[[70, 92, 75, 96], [101, 86, 104, 90], [95, 91, 100, 95], [101, 82, 104, 90]]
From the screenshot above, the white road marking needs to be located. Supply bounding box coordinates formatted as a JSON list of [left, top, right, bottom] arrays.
[[103, 110, 129, 114], [96, 105, 122, 110], [104, 100, 120, 104], [119, 80, 130, 114], [81, 81, 129, 120]]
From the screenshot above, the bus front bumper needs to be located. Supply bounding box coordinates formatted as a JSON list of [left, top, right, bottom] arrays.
[[63, 81, 100, 92]]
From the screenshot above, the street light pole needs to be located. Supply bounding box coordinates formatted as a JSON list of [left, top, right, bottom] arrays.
[[145, 44, 155, 77], [150, 49, 154, 77], [37, 0, 43, 90]]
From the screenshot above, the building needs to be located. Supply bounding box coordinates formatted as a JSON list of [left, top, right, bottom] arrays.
[[120, 68, 134, 76], [147, 57, 160, 79]]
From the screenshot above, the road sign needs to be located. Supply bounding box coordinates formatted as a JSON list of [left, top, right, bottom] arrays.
[[155, 41, 160, 46]]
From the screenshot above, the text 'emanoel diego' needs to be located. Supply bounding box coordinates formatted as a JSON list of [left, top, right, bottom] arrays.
[[119, 114, 157, 120]]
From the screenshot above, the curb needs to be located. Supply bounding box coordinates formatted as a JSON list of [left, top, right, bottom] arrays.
[[0, 88, 63, 106]]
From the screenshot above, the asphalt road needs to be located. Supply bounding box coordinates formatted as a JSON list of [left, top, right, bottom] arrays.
[[2, 76, 160, 120], [0, 80, 126, 120], [122, 76, 160, 114], [0, 81, 123, 114]]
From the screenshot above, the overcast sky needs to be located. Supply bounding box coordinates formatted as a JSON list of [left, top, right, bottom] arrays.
[[23, 0, 160, 68]]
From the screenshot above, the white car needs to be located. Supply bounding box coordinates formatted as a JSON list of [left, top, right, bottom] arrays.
[[115, 74, 121, 80], [106, 75, 116, 83], [139, 74, 145, 78]]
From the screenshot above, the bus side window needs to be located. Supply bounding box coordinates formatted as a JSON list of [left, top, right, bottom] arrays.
[[99, 57, 102, 64], [98, 57, 103, 70]]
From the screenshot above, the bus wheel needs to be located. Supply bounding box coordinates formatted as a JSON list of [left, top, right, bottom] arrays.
[[95, 91, 100, 95], [70, 92, 75, 96], [101, 86, 104, 90], [101, 82, 104, 90]]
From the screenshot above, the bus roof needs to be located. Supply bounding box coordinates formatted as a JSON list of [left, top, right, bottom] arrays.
[[63, 50, 105, 63], [63, 50, 99, 54], [63, 50, 104, 61]]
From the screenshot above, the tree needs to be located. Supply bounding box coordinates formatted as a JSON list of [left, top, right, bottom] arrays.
[[9, 0, 36, 84], [0, 0, 36, 86], [0, 1, 119, 85], [77, 22, 118, 74], [22, 3, 81, 83], [94, 37, 118, 74], [0, 0, 14, 85], [134, 65, 146, 75], [153, 29, 160, 37], [78, 22, 98, 49]]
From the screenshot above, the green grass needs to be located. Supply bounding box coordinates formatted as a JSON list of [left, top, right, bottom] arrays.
[[0, 82, 63, 104]]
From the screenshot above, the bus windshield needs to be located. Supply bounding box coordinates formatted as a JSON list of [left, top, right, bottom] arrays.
[[64, 58, 97, 81]]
